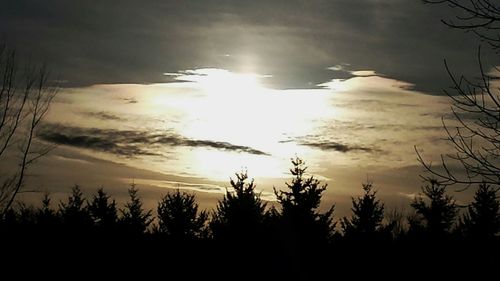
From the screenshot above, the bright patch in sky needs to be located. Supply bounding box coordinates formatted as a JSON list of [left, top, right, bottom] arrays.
[[42, 67, 453, 201]]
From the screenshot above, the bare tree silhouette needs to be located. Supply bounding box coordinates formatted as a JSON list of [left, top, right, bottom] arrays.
[[0, 43, 56, 214], [424, 0, 500, 50], [418, 1, 500, 189]]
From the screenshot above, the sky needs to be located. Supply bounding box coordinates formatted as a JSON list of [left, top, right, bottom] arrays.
[[1, 0, 493, 215]]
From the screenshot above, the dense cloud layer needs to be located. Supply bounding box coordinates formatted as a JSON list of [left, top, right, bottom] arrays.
[[2, 0, 498, 93]]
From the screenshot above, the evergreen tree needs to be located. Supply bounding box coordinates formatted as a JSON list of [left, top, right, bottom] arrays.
[[17, 203, 37, 227], [119, 184, 152, 235], [410, 179, 457, 237], [341, 182, 387, 239], [36, 193, 59, 227], [211, 171, 267, 241], [59, 185, 91, 228], [0, 208, 17, 228], [88, 188, 118, 228], [459, 183, 500, 239], [156, 189, 207, 240], [274, 157, 335, 245]]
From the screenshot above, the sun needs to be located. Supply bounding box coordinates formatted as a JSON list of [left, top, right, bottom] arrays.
[[192, 69, 265, 96], [166, 68, 268, 98]]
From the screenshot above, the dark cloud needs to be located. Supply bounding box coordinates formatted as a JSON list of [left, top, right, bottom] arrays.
[[38, 128, 158, 157], [121, 98, 138, 104], [38, 124, 269, 157], [172, 182, 224, 192], [81, 111, 126, 121], [165, 138, 269, 155], [298, 141, 375, 153], [1, 0, 498, 93]]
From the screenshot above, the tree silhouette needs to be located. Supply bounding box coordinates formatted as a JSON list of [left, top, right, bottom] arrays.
[[36, 193, 59, 228], [270, 157, 336, 279], [211, 171, 267, 242], [274, 157, 335, 247], [156, 189, 207, 240], [410, 179, 458, 237], [88, 188, 118, 229], [385, 207, 408, 239], [17, 203, 36, 227], [119, 184, 152, 235], [424, 0, 500, 50], [0, 43, 57, 215], [459, 183, 499, 239], [59, 185, 91, 228], [418, 1, 500, 189], [341, 181, 389, 240]]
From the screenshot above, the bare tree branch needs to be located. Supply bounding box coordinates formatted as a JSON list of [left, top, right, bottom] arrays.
[[0, 44, 57, 215], [423, 0, 500, 50]]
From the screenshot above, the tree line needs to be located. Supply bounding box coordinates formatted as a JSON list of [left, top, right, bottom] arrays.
[[1, 157, 497, 278]]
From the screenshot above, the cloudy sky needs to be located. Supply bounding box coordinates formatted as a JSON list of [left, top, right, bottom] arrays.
[[1, 0, 492, 214]]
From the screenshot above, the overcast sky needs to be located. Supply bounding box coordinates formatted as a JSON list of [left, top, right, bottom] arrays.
[[1, 0, 492, 215], [1, 0, 497, 93]]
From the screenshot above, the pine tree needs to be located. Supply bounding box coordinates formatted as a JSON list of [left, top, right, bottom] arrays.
[[36, 193, 59, 227], [341, 182, 387, 239], [59, 185, 91, 228], [17, 203, 36, 227], [88, 188, 118, 228], [156, 189, 207, 240], [119, 184, 152, 235], [459, 183, 499, 239], [410, 179, 457, 237], [274, 157, 335, 245], [211, 171, 267, 241]]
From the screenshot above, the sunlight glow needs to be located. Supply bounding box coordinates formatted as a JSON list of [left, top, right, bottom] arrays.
[[51, 68, 438, 183], [166, 68, 269, 97], [48, 67, 453, 196], [155, 68, 337, 179]]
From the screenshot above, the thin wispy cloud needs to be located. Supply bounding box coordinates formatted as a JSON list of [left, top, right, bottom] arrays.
[[38, 124, 270, 157], [38, 128, 158, 157], [81, 111, 126, 121], [122, 98, 138, 104], [299, 141, 375, 153]]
